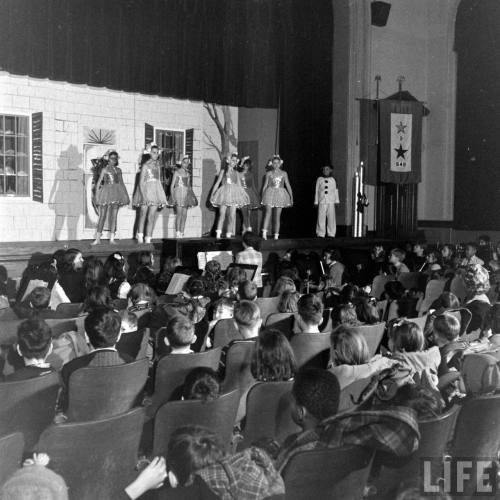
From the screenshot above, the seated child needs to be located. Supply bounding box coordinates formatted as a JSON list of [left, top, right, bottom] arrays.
[[294, 293, 324, 334], [182, 367, 220, 402], [3, 318, 55, 382], [431, 312, 464, 375], [120, 310, 139, 334], [389, 248, 410, 277], [116, 310, 143, 360], [0, 453, 68, 499], [158, 315, 197, 356], [166, 425, 284, 499], [388, 320, 441, 389], [329, 325, 396, 389], [13, 286, 58, 320], [237, 280, 258, 302], [61, 308, 133, 395]]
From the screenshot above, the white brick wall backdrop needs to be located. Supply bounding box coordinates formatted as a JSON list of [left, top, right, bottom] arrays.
[[0, 72, 237, 242]]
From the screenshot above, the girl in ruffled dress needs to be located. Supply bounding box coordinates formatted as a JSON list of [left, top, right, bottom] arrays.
[[238, 156, 260, 233], [169, 156, 198, 238], [132, 145, 168, 244], [261, 155, 293, 240], [92, 150, 130, 245], [211, 153, 250, 239]]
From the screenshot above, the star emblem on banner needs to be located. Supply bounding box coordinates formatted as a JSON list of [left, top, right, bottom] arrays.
[[396, 121, 407, 134], [395, 144, 408, 159]]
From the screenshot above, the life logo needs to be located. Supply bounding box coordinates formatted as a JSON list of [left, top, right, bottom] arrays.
[[420, 458, 499, 496]]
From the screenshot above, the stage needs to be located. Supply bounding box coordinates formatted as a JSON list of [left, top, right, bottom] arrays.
[[0, 236, 397, 280]]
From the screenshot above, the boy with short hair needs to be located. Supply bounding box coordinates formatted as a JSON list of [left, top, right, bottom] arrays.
[[159, 315, 196, 355], [4, 319, 55, 381], [61, 307, 132, 390], [233, 300, 262, 340], [431, 312, 465, 375], [461, 242, 484, 267], [389, 248, 410, 277]]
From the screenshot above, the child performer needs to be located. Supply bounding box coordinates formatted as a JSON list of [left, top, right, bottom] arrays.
[[132, 145, 168, 244], [314, 164, 339, 238], [238, 156, 260, 233], [210, 153, 250, 239], [92, 150, 130, 245], [169, 156, 198, 238], [261, 154, 293, 240]]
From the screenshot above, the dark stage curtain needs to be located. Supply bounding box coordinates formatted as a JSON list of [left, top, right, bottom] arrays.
[[455, 0, 500, 230], [0, 0, 286, 107], [0, 0, 332, 237], [277, 0, 333, 236]]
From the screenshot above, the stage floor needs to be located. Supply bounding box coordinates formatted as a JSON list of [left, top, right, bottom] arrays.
[[0, 236, 396, 279]]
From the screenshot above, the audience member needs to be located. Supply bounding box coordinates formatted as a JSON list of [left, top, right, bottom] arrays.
[[132, 251, 156, 288], [430, 312, 465, 375], [329, 325, 395, 389], [236, 231, 263, 289], [461, 242, 484, 267], [234, 300, 262, 340], [440, 244, 455, 270], [61, 308, 132, 406], [202, 260, 225, 300], [331, 303, 362, 328], [104, 252, 131, 299], [0, 454, 68, 500], [82, 257, 105, 292], [276, 368, 419, 472], [166, 425, 284, 499], [156, 255, 182, 294], [83, 285, 113, 313], [182, 367, 220, 402], [3, 319, 54, 381], [57, 248, 85, 303], [237, 280, 258, 302], [387, 320, 440, 389], [277, 290, 300, 313], [356, 296, 380, 325], [294, 293, 323, 334], [389, 248, 410, 277], [251, 328, 296, 382], [271, 276, 296, 297], [463, 264, 491, 333], [322, 247, 345, 289], [128, 283, 157, 329], [412, 241, 427, 271], [13, 286, 59, 320], [158, 316, 197, 356]]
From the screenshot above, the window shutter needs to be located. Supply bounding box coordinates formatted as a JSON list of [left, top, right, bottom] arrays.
[[145, 123, 154, 147], [185, 128, 194, 163], [32, 112, 43, 203]]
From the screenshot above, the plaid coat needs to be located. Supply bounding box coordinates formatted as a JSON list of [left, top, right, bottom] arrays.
[[195, 447, 284, 500], [276, 406, 420, 472]]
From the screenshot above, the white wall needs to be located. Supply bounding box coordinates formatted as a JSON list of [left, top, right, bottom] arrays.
[[0, 72, 237, 242], [368, 0, 460, 222]]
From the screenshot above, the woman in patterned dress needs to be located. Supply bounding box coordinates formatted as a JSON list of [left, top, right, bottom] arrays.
[[92, 150, 129, 245], [170, 156, 198, 238], [132, 145, 168, 244], [238, 156, 260, 234], [261, 155, 293, 240], [210, 153, 250, 239]]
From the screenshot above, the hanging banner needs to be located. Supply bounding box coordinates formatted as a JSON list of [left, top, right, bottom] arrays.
[[380, 99, 422, 184], [390, 112, 412, 172]]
